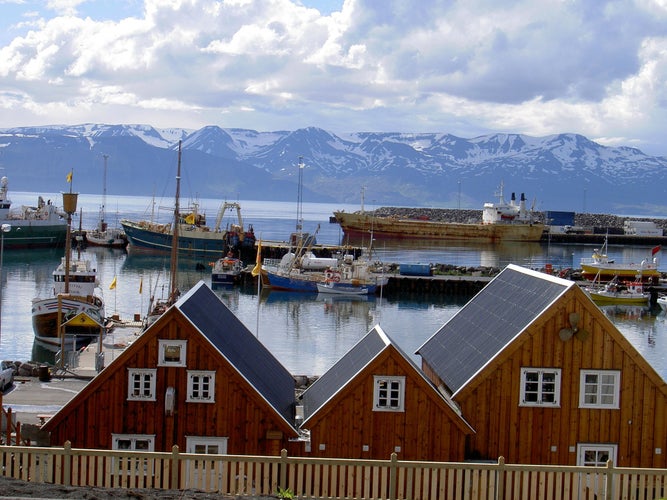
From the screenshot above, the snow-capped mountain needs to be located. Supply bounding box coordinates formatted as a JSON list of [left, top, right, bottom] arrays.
[[0, 124, 665, 215]]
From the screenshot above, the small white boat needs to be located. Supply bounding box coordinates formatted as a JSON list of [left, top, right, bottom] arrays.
[[317, 281, 371, 295], [657, 295, 667, 312]]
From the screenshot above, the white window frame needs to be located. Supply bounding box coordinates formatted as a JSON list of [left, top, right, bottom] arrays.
[[373, 375, 405, 412], [111, 433, 156, 451], [519, 368, 561, 407], [127, 368, 157, 401], [185, 436, 228, 455], [579, 370, 620, 409], [158, 339, 187, 367], [577, 443, 617, 466], [187, 370, 216, 403]]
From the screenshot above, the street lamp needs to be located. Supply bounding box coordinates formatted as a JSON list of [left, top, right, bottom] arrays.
[[0, 223, 11, 342]]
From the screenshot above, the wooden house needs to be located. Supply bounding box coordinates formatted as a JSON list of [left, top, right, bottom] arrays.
[[417, 264, 667, 468], [43, 281, 300, 456], [299, 325, 473, 461]]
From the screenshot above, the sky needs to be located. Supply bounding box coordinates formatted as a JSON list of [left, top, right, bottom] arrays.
[[1, 0, 667, 156]]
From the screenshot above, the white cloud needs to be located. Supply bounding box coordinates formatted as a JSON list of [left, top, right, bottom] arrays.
[[0, 0, 665, 155]]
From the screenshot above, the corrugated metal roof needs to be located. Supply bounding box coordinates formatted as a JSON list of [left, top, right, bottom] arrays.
[[301, 325, 388, 420], [177, 281, 296, 425], [416, 265, 572, 395]]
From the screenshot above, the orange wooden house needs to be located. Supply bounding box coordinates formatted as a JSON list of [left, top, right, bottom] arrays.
[[417, 264, 667, 468], [298, 325, 473, 461], [43, 281, 300, 456]]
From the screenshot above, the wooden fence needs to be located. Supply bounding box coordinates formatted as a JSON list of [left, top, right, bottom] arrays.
[[1, 443, 666, 499]]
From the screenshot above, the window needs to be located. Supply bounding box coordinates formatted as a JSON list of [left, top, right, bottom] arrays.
[[579, 370, 620, 408], [112, 434, 155, 451], [373, 376, 405, 412], [520, 368, 561, 406], [187, 371, 216, 402], [158, 339, 187, 367], [186, 436, 228, 455], [127, 369, 156, 401], [577, 444, 617, 466]]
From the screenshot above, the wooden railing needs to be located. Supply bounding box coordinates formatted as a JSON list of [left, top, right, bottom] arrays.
[[1, 443, 665, 499]]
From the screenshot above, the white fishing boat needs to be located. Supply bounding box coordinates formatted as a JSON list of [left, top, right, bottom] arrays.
[[32, 190, 105, 350], [585, 275, 649, 305], [211, 253, 243, 285], [86, 155, 128, 249]]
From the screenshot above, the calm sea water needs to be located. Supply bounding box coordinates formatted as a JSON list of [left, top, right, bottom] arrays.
[[0, 192, 665, 380]]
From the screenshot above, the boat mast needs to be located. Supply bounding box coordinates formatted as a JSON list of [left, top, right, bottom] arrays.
[[100, 154, 108, 232], [168, 141, 181, 305], [296, 156, 304, 239]]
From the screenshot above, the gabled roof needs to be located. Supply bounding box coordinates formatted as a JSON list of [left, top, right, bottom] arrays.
[[301, 325, 388, 421], [301, 325, 472, 431], [416, 264, 573, 396], [176, 281, 296, 425]]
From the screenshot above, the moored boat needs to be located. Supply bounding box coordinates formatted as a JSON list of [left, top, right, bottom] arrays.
[[316, 281, 371, 295], [211, 253, 244, 285], [0, 176, 68, 248], [580, 237, 660, 281], [584, 276, 649, 305], [85, 154, 128, 249], [657, 295, 667, 312], [32, 189, 105, 349], [121, 200, 255, 258], [334, 185, 544, 243]]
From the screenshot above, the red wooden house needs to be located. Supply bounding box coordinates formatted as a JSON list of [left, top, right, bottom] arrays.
[[298, 325, 473, 461], [43, 281, 300, 456], [417, 264, 667, 468]]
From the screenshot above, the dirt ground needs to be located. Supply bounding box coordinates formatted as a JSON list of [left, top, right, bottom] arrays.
[[0, 476, 276, 499]]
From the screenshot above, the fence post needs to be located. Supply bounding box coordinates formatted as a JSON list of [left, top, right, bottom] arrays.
[[279, 449, 288, 491], [496, 456, 506, 500], [604, 459, 614, 500], [170, 445, 180, 490], [388, 453, 398, 500], [63, 441, 72, 486]]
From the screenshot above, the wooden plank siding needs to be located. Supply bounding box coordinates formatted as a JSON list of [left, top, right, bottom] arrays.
[[44, 308, 300, 456], [300, 345, 472, 461], [424, 286, 667, 467]]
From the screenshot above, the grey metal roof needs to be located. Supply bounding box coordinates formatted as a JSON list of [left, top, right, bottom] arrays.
[[176, 281, 296, 425], [301, 325, 389, 421], [416, 264, 573, 396]]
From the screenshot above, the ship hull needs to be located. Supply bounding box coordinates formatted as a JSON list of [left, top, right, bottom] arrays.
[[0, 220, 67, 249], [581, 264, 660, 281], [121, 220, 254, 258], [334, 212, 545, 243]]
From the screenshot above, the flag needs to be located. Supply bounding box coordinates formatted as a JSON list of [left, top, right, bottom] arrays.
[[251, 239, 262, 277], [109, 276, 117, 290], [139, 277, 143, 294], [652, 245, 661, 256], [66, 170, 73, 183], [184, 213, 195, 224]]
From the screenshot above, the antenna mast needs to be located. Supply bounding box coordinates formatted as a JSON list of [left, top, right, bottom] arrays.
[[296, 156, 304, 236]]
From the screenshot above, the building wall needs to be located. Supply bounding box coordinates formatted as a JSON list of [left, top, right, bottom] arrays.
[[47, 311, 299, 455], [302, 348, 468, 461], [446, 294, 667, 467]]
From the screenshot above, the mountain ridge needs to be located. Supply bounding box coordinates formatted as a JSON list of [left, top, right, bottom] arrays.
[[0, 124, 665, 215]]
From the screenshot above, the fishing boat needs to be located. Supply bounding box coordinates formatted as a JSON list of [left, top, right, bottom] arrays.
[[86, 155, 128, 249], [211, 253, 243, 285], [32, 190, 105, 350], [334, 184, 545, 243], [580, 236, 661, 281], [121, 198, 255, 258], [316, 281, 371, 295], [585, 275, 649, 305], [0, 176, 68, 248]]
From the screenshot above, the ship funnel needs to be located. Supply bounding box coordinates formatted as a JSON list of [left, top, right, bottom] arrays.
[[511, 192, 516, 201]]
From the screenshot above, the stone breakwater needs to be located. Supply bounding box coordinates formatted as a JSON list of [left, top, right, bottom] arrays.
[[370, 207, 667, 230]]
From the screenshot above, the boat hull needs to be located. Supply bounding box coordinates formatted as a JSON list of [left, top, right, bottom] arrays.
[[86, 229, 128, 249], [32, 295, 105, 346], [121, 220, 254, 258], [581, 264, 660, 280], [264, 270, 320, 292], [587, 292, 649, 305], [0, 221, 67, 249], [334, 211, 545, 243], [317, 282, 374, 295]]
